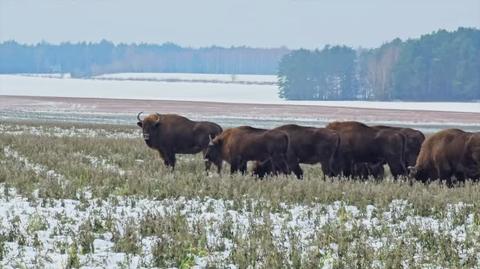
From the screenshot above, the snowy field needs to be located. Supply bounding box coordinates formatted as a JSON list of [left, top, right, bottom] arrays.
[[1, 121, 480, 268], [1, 74, 479, 113], [1, 185, 478, 268]]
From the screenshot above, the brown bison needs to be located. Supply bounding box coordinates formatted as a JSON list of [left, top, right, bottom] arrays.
[[326, 121, 407, 178], [136, 112, 222, 171], [353, 125, 425, 179], [410, 128, 480, 186], [252, 124, 340, 179], [372, 125, 425, 167], [204, 126, 291, 175]]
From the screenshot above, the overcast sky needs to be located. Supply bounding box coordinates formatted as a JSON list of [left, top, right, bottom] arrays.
[[1, 0, 479, 49]]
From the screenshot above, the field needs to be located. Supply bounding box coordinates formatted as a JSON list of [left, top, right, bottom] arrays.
[[1, 74, 480, 113], [1, 74, 480, 268], [1, 121, 480, 268]]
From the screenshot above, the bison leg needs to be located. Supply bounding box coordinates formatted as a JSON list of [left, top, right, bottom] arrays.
[[270, 154, 290, 177], [437, 167, 454, 187], [204, 160, 212, 171], [215, 160, 223, 174], [386, 158, 406, 179], [239, 161, 248, 175], [162, 151, 176, 170], [322, 164, 338, 180], [454, 172, 465, 184], [230, 158, 241, 174], [369, 162, 385, 180], [158, 150, 172, 169], [289, 162, 303, 179]]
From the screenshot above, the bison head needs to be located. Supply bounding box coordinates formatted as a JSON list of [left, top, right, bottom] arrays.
[[136, 112, 161, 148], [204, 135, 222, 164]]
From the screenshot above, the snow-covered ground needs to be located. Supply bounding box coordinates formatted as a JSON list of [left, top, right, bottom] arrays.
[[1, 74, 479, 113], [0, 74, 279, 104], [0, 184, 478, 268], [0, 124, 140, 139]]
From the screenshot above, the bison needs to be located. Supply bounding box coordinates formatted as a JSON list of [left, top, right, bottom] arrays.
[[136, 112, 223, 171], [372, 125, 425, 168], [326, 121, 407, 179], [410, 128, 480, 186], [204, 126, 291, 175], [353, 125, 425, 179], [252, 124, 340, 179]]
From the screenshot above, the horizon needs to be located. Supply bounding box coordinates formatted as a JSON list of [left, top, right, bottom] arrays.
[[1, 27, 477, 50], [1, 0, 479, 49]]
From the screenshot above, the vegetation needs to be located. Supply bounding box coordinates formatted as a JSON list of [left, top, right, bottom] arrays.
[[0, 121, 479, 267], [279, 27, 480, 101], [0, 41, 288, 76]]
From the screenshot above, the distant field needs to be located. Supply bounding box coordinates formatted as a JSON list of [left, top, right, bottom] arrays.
[[93, 72, 278, 84], [0, 121, 479, 268], [1, 73, 480, 113], [1, 96, 479, 134]]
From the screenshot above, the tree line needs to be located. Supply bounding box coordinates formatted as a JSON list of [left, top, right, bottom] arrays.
[[279, 27, 480, 101], [0, 41, 288, 76], [1, 27, 478, 101]]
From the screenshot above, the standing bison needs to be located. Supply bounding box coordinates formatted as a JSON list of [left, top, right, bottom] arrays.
[[354, 125, 425, 179], [136, 112, 222, 171], [373, 125, 425, 168], [411, 128, 480, 186], [204, 126, 291, 175], [326, 121, 407, 178], [252, 124, 340, 179]]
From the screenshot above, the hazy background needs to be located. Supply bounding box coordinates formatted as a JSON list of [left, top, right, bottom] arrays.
[[1, 0, 479, 48]]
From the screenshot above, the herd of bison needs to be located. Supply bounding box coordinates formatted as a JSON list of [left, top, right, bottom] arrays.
[[136, 112, 480, 187]]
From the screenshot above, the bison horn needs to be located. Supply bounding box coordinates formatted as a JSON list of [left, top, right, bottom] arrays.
[[137, 112, 144, 122], [155, 113, 161, 123], [209, 134, 214, 146], [407, 166, 417, 176]]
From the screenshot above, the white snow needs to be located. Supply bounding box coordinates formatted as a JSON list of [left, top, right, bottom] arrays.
[[0, 124, 140, 139], [1, 74, 479, 113], [0, 183, 478, 268]]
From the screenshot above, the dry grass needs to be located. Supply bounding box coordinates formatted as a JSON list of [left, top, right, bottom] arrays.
[[0, 121, 479, 267]]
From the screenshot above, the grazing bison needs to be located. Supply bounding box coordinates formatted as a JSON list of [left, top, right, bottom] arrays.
[[326, 121, 407, 178], [136, 112, 222, 171], [204, 126, 291, 175], [252, 124, 340, 179], [354, 125, 425, 179], [410, 129, 480, 186], [373, 125, 425, 167]]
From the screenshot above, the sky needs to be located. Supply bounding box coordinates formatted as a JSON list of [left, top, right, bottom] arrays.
[[0, 0, 479, 49]]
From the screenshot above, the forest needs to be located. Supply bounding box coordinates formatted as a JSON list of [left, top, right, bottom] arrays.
[[1, 28, 478, 101], [0, 41, 288, 76], [279, 28, 480, 101]]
